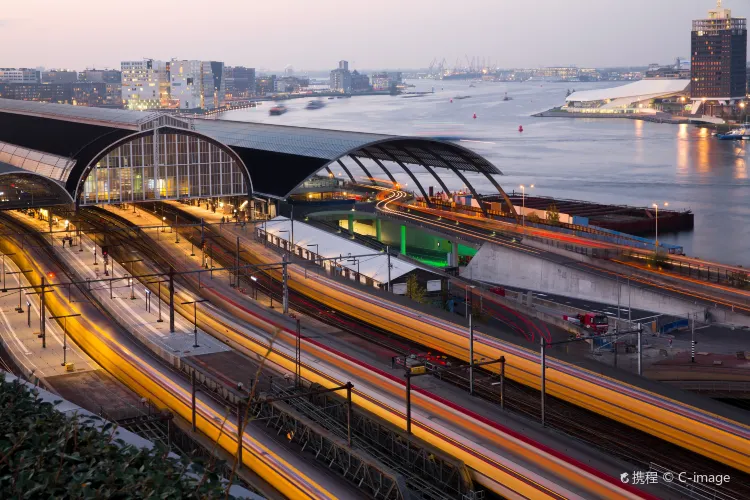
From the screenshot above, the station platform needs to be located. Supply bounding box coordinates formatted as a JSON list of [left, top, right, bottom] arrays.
[[0, 249, 96, 382]]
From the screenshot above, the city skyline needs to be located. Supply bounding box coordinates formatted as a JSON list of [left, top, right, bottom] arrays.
[[2, 0, 749, 71]]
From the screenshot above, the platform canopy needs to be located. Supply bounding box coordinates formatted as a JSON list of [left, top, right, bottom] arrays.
[[0, 161, 74, 209]]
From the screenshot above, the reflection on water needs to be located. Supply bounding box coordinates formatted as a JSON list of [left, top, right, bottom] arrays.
[[735, 145, 748, 180], [224, 80, 750, 265]]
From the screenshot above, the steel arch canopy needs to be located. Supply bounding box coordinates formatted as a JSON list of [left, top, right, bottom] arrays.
[[0, 98, 515, 216]]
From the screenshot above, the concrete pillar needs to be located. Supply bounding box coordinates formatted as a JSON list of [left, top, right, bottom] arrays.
[[375, 218, 382, 242], [400, 225, 407, 255], [451, 241, 458, 267], [348, 213, 354, 237]]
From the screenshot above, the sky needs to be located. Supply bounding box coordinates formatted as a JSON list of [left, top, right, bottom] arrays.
[[1, 0, 749, 72]]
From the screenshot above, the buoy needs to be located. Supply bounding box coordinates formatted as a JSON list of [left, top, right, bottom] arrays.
[[518, 125, 524, 132], [450, 99, 453, 103], [473, 113, 477, 119]]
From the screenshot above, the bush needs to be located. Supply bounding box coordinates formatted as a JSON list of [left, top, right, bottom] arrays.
[[405, 274, 426, 303], [546, 204, 560, 225], [0, 374, 235, 499], [526, 212, 541, 224]]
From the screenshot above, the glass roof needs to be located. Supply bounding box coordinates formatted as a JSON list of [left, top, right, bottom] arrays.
[[0, 98, 159, 130], [0, 161, 74, 208], [192, 119, 501, 174], [193, 119, 392, 160]]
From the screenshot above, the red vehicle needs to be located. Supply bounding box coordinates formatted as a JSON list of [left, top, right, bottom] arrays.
[[563, 313, 609, 335]]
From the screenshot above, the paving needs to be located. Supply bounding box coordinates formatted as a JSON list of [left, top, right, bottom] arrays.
[[10, 211, 230, 359], [0, 245, 96, 383]]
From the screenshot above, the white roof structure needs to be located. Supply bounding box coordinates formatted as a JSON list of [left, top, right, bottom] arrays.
[[264, 217, 418, 284], [566, 79, 691, 104]]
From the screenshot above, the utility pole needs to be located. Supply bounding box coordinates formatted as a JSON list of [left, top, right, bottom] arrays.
[[386, 246, 391, 292], [469, 313, 474, 396], [169, 267, 175, 333], [691, 312, 696, 363], [540, 336, 546, 427], [296, 318, 301, 389], [637, 323, 643, 376], [235, 236, 240, 288], [40, 277, 46, 348], [282, 254, 289, 314]]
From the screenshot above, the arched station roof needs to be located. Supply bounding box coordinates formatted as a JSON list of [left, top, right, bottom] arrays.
[[0, 98, 517, 217], [0, 161, 74, 209]]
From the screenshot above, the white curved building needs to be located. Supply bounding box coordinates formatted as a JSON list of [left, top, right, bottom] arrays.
[[564, 79, 691, 114]]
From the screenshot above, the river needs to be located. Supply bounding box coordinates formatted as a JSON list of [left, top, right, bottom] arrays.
[[223, 79, 750, 267]]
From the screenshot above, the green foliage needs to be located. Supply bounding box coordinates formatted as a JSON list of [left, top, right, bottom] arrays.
[[647, 250, 671, 270], [545, 204, 560, 225], [0, 374, 235, 499], [405, 274, 426, 303], [526, 212, 541, 224]]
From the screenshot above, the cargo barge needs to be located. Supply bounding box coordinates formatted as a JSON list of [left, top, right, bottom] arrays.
[[496, 192, 694, 236]]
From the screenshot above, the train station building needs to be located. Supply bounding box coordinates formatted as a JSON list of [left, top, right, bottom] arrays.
[[0, 98, 516, 218]]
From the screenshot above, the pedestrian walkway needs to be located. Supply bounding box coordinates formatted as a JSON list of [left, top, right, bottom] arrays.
[[7, 212, 229, 359], [0, 249, 96, 383]]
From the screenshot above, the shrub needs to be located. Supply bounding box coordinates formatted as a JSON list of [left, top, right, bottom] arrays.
[[0, 374, 235, 499]]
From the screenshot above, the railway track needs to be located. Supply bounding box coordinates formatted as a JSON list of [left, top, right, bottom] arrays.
[[105, 203, 750, 499]]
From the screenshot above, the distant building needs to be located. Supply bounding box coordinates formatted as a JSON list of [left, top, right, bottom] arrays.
[[0, 68, 40, 84], [645, 66, 691, 79], [255, 75, 276, 95], [691, 2, 747, 105], [274, 76, 309, 93], [170, 60, 226, 110], [225, 66, 255, 97], [351, 70, 370, 92], [330, 60, 351, 93], [42, 70, 78, 84], [78, 69, 121, 84], [371, 72, 401, 91], [121, 59, 171, 110], [564, 79, 691, 115]]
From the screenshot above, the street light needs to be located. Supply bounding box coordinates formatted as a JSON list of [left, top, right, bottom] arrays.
[[181, 298, 209, 348], [652, 202, 669, 251], [1, 252, 16, 292], [520, 184, 534, 230], [121, 259, 142, 300], [306, 244, 319, 265], [6, 269, 32, 312], [49, 313, 81, 367], [161, 216, 166, 232]]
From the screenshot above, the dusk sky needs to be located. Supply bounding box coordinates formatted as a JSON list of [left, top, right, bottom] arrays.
[[2, 0, 749, 71]]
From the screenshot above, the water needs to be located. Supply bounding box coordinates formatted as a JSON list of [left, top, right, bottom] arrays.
[[223, 80, 750, 266]]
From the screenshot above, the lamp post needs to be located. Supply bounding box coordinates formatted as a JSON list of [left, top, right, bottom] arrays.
[[175, 214, 180, 243], [50, 313, 81, 367], [652, 202, 668, 251], [182, 299, 208, 348], [1, 252, 16, 292], [520, 184, 534, 230], [278, 229, 290, 253], [162, 216, 166, 233], [7, 270, 32, 312], [121, 259, 142, 300], [306, 244, 319, 266]]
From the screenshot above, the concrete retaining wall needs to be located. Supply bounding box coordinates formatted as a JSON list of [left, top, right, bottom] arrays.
[[462, 241, 713, 321]]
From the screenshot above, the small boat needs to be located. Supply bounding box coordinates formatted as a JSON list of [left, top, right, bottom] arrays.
[[503, 92, 513, 101], [306, 100, 326, 110], [716, 126, 750, 140], [327, 97, 335, 100], [453, 95, 471, 100], [269, 104, 287, 116]]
